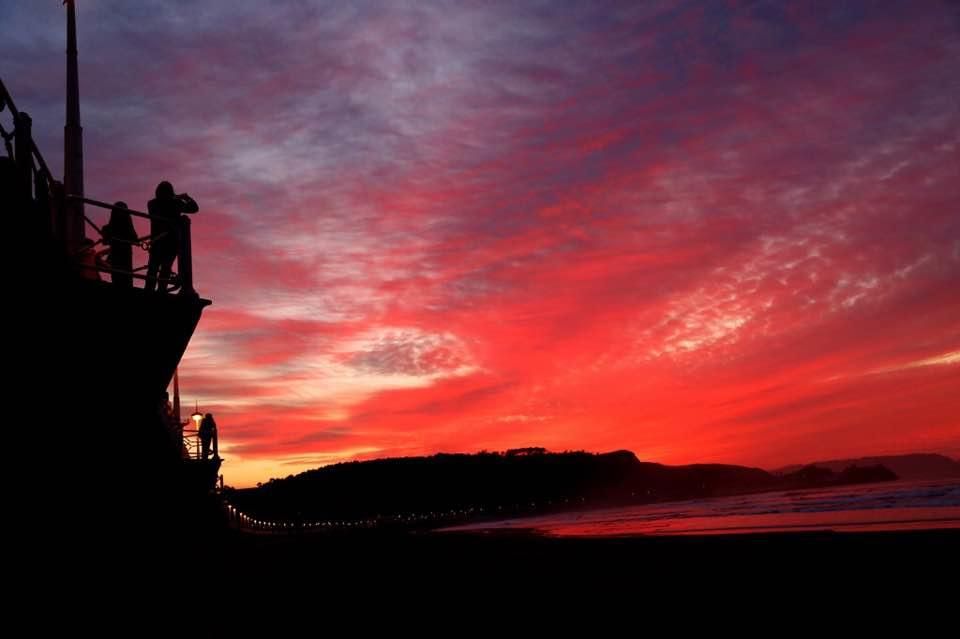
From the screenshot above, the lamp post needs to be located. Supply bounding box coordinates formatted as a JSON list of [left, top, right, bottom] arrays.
[[190, 402, 202, 459]]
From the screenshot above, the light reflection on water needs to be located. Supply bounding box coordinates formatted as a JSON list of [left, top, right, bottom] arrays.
[[443, 480, 960, 537]]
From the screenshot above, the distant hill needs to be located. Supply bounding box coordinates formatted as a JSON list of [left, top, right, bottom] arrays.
[[228, 449, 899, 522], [775, 454, 960, 481]]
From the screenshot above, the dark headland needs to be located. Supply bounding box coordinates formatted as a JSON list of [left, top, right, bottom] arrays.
[[208, 450, 958, 586], [226, 448, 906, 525]]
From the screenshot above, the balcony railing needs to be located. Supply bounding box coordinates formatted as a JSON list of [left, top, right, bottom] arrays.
[[68, 195, 196, 295], [2, 76, 197, 296]]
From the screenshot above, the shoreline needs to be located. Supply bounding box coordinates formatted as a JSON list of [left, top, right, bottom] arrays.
[[216, 523, 960, 560]]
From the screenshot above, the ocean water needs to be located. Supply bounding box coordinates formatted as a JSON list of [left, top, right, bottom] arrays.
[[443, 479, 960, 537]]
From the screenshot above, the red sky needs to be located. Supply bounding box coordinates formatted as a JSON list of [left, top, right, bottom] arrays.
[[4, 1, 958, 486]]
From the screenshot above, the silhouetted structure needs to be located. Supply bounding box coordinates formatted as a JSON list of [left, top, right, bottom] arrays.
[[1, 2, 221, 556], [62, 0, 84, 254]]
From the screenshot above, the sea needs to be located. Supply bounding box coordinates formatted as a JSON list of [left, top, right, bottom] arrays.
[[443, 479, 960, 537]]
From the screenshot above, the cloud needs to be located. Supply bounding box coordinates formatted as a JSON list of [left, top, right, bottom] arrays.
[[4, 0, 958, 485]]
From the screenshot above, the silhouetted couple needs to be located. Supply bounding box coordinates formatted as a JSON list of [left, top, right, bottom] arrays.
[[145, 181, 198, 293], [100, 180, 198, 291]]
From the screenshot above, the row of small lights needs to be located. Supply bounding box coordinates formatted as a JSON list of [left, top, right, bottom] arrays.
[[222, 496, 591, 532]]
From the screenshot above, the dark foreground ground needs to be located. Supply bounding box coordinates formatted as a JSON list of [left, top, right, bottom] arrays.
[[200, 529, 960, 611], [206, 526, 959, 582], [33, 525, 958, 616]]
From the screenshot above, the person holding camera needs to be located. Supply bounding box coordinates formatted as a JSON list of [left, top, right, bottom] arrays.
[[145, 180, 198, 292]]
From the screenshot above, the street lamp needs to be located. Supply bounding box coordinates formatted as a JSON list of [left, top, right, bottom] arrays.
[[190, 400, 202, 427], [189, 401, 203, 459]]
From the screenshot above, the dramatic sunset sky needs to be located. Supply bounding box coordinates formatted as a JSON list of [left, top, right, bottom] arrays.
[[3, 1, 958, 486]]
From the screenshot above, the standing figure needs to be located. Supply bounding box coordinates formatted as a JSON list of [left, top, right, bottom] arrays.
[[101, 201, 137, 288], [199, 413, 217, 460], [145, 181, 198, 292]]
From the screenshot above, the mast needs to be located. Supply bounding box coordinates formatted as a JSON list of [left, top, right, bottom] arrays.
[[63, 0, 85, 252], [173, 369, 182, 424]]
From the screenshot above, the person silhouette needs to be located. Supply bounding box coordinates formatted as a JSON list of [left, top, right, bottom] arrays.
[[199, 413, 216, 460], [145, 181, 198, 292], [101, 201, 137, 288]]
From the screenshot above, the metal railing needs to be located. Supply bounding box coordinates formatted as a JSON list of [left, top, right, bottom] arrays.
[[182, 426, 219, 461], [1, 77, 56, 187], [2, 76, 197, 296], [69, 195, 196, 295]]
